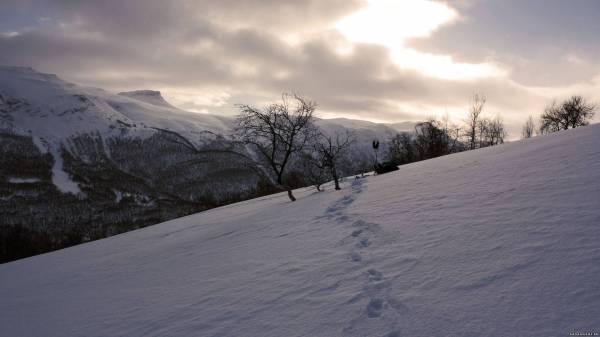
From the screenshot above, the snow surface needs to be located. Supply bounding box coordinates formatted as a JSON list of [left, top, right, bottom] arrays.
[[7, 177, 41, 184], [2, 73, 600, 337], [0, 65, 231, 142], [49, 147, 82, 195], [320, 117, 410, 134], [118, 90, 178, 109]]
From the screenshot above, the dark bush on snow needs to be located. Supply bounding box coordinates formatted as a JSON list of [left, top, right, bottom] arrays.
[[374, 161, 399, 175]]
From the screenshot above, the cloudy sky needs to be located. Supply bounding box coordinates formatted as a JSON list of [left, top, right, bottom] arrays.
[[1, 0, 600, 136]]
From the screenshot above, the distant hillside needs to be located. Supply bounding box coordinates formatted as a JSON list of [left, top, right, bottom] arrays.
[[0, 66, 410, 262]]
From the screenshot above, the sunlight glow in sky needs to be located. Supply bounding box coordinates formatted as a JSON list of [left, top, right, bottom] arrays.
[[334, 0, 505, 80], [3, 0, 599, 136]]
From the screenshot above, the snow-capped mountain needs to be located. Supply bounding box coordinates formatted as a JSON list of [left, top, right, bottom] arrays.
[[1, 123, 598, 336], [0, 65, 231, 143], [0, 66, 407, 194], [0, 66, 405, 151], [0, 65, 411, 262], [0, 65, 403, 194], [118, 90, 179, 109]]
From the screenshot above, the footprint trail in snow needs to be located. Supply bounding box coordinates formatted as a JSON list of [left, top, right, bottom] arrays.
[[324, 178, 404, 337]]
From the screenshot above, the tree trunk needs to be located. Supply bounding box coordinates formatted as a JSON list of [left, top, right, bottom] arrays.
[[332, 168, 341, 190], [287, 189, 296, 201], [276, 173, 295, 201]]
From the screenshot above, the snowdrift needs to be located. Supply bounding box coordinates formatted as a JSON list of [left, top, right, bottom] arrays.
[[1, 123, 599, 336]]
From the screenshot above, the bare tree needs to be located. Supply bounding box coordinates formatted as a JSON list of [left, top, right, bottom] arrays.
[[414, 120, 450, 160], [521, 115, 535, 139], [314, 131, 355, 190], [479, 116, 507, 147], [465, 93, 486, 149], [492, 116, 507, 145], [300, 152, 329, 192], [540, 96, 596, 134], [387, 133, 414, 165], [539, 101, 562, 135], [441, 112, 463, 153], [233, 93, 317, 201]]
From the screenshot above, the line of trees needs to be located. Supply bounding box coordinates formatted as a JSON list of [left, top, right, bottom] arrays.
[[522, 115, 536, 138], [539, 95, 596, 135], [521, 95, 596, 139], [232, 92, 507, 199], [385, 93, 507, 167], [385, 119, 462, 166], [232, 92, 596, 201]]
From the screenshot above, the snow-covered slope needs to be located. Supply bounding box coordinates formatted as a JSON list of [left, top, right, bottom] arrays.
[[319, 117, 408, 135], [0, 66, 404, 147], [2, 124, 599, 336], [118, 90, 179, 109], [0, 66, 235, 194], [0, 66, 230, 141], [388, 121, 417, 133]]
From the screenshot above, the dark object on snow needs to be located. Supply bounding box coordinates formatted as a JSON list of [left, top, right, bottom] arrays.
[[372, 140, 380, 150], [372, 139, 380, 164], [374, 161, 399, 175]]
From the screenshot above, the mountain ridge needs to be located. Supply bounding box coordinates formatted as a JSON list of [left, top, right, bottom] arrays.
[[0, 65, 410, 262]]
